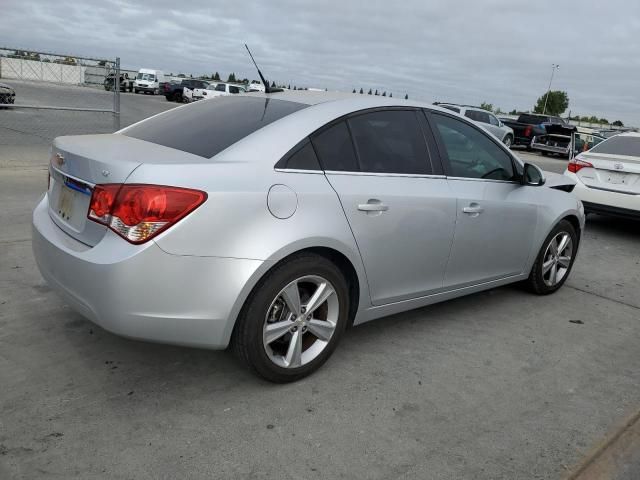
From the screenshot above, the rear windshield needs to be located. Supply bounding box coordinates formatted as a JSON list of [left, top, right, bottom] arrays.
[[588, 136, 640, 156], [519, 114, 548, 124], [122, 96, 307, 158]]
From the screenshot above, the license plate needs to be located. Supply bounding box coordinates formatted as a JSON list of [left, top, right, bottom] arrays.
[[605, 172, 626, 185], [57, 184, 77, 221]]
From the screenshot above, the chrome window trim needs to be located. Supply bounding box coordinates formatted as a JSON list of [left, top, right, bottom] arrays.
[[323, 170, 446, 179], [274, 168, 324, 175], [444, 175, 521, 185]]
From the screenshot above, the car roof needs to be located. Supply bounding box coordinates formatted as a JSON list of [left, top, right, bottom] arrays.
[[238, 90, 451, 112]]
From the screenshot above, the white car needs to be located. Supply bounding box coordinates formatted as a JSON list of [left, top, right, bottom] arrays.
[[437, 104, 515, 147], [564, 132, 640, 219], [198, 83, 247, 99]]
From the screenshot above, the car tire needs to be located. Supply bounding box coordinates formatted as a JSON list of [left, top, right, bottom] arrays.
[[232, 253, 350, 383], [525, 220, 578, 295], [503, 135, 513, 148]]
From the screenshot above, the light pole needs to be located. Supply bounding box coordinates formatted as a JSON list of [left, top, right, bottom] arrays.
[[542, 64, 560, 115]]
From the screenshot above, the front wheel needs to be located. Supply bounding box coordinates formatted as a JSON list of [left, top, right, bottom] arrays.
[[503, 135, 513, 148], [232, 254, 350, 383], [525, 220, 578, 295]]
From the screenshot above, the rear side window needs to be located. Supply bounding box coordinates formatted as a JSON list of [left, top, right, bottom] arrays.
[[123, 96, 307, 158], [466, 110, 490, 124], [311, 122, 358, 172], [215, 84, 226, 92], [278, 141, 321, 170], [588, 136, 640, 156], [348, 110, 432, 174], [442, 105, 460, 114]]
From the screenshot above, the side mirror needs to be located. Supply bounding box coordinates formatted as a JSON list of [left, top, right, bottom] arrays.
[[522, 162, 546, 186]]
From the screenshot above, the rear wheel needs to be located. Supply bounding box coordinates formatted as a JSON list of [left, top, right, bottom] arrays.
[[232, 254, 349, 383], [525, 220, 578, 294]]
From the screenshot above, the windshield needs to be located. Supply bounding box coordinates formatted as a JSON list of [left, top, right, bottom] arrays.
[[122, 96, 307, 158], [588, 135, 640, 156], [136, 73, 156, 81]]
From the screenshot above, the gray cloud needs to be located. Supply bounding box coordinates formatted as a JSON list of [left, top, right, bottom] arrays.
[[2, 0, 639, 124]]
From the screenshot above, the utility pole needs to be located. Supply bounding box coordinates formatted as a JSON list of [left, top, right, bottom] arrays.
[[542, 64, 559, 115]]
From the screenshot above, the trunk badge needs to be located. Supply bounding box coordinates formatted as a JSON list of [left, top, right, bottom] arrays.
[[54, 153, 65, 167], [613, 162, 624, 170]]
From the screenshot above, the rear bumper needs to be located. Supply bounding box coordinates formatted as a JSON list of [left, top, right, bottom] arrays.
[[32, 195, 263, 349], [564, 171, 640, 218], [513, 135, 532, 146], [531, 140, 569, 156]]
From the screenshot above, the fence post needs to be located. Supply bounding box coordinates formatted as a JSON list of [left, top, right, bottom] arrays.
[[113, 57, 121, 132]]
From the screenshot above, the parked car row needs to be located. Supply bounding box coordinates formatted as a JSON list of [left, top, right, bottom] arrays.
[[435, 103, 515, 146]]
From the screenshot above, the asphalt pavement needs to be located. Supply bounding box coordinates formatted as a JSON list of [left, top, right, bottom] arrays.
[[0, 86, 638, 479]]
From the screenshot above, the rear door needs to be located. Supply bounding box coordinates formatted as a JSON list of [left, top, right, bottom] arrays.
[[313, 109, 456, 305], [428, 111, 538, 288]]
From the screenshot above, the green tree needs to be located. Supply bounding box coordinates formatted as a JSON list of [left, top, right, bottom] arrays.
[[382, 91, 386, 97], [359, 88, 363, 94], [227, 72, 236, 82], [599, 118, 609, 124], [480, 101, 493, 112], [271, 80, 276, 88], [404, 94, 408, 100], [352, 88, 356, 93], [368, 89, 372, 95], [509, 109, 517, 115], [374, 89, 379, 95], [613, 120, 624, 127], [533, 90, 569, 116], [213, 72, 220, 80], [389, 93, 392, 97]]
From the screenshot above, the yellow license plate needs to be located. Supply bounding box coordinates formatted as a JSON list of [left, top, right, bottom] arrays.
[[58, 185, 76, 221]]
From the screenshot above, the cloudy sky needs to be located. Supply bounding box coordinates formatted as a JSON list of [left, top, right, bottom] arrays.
[[2, 0, 639, 124]]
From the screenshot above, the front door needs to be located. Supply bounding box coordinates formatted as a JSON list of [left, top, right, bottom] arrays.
[[428, 111, 538, 288]]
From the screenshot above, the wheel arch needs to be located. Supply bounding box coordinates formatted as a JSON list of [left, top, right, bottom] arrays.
[[222, 239, 369, 348]]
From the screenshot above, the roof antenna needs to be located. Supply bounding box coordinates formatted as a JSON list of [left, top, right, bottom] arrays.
[[245, 44, 282, 94]]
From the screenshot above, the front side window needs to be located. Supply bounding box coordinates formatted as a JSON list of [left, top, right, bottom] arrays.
[[489, 114, 499, 126], [215, 84, 226, 92], [229, 86, 240, 94], [432, 113, 516, 181], [311, 122, 358, 172], [348, 110, 432, 174]]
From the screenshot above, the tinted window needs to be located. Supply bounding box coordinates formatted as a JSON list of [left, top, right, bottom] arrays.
[[311, 122, 358, 171], [279, 141, 321, 170], [442, 105, 460, 114], [489, 114, 499, 126], [588, 136, 640, 156], [123, 96, 307, 158], [348, 110, 431, 174], [229, 86, 240, 94], [432, 114, 516, 181], [466, 110, 490, 124], [215, 84, 226, 92], [519, 114, 548, 125]]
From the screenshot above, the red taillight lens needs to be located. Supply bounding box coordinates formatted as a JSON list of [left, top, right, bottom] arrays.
[[88, 184, 207, 244], [524, 126, 532, 137], [567, 156, 594, 173]]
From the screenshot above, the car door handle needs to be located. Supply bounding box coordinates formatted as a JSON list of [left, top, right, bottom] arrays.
[[358, 200, 389, 212], [462, 204, 484, 214]]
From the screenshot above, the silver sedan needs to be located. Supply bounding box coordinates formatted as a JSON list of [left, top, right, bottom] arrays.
[[32, 92, 585, 382]]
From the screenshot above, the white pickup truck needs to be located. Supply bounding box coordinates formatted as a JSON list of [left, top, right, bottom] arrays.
[[183, 82, 248, 102]]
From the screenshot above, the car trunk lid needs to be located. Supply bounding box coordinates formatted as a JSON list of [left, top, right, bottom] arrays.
[[577, 152, 640, 195]]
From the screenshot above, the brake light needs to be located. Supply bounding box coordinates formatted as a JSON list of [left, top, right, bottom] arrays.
[[524, 126, 532, 137], [88, 184, 207, 244], [567, 156, 594, 173]]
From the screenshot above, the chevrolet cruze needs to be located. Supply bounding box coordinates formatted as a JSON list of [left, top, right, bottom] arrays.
[[33, 92, 584, 382]]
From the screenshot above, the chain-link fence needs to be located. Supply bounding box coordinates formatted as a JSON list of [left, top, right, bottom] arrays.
[[0, 47, 120, 146]]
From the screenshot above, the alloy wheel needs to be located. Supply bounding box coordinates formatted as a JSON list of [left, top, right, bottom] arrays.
[[263, 275, 339, 368], [542, 232, 573, 287]]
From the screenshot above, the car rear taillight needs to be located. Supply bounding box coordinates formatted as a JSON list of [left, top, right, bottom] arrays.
[[88, 184, 207, 244], [524, 126, 532, 137], [567, 156, 594, 173]]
